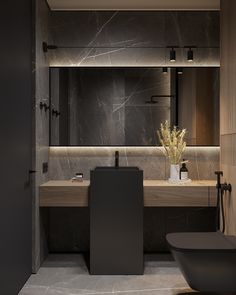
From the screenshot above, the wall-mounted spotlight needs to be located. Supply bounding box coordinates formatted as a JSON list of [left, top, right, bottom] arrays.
[[42, 42, 58, 53], [184, 46, 196, 62], [162, 67, 168, 74], [169, 47, 176, 62], [187, 48, 193, 62], [177, 67, 183, 75]]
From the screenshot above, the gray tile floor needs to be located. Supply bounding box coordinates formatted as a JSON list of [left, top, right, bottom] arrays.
[[20, 254, 192, 295]]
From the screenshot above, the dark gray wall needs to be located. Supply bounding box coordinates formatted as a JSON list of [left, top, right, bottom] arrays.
[[33, 0, 51, 273], [49, 11, 219, 66], [0, 1, 33, 293]]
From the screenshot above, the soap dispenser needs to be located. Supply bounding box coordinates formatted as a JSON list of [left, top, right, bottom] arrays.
[[180, 159, 188, 180]]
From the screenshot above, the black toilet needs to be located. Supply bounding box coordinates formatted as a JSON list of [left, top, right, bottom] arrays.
[[166, 171, 235, 292], [166, 231, 236, 292]]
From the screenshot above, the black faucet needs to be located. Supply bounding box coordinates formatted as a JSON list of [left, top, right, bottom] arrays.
[[214, 171, 232, 233], [115, 151, 119, 168]]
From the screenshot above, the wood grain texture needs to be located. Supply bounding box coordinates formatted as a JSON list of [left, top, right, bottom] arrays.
[[220, 0, 236, 135], [40, 180, 216, 207], [220, 0, 236, 235]]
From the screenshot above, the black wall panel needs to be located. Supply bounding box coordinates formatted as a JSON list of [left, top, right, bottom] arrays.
[[0, 1, 33, 294]]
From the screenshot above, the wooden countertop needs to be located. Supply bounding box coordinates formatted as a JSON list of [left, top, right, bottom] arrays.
[[40, 180, 217, 207]]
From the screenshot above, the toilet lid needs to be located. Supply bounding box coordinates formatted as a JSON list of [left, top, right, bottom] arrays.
[[166, 231, 236, 252]]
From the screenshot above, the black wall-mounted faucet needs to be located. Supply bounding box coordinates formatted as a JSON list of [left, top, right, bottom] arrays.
[[214, 171, 232, 233], [115, 151, 119, 168], [215, 171, 223, 189]]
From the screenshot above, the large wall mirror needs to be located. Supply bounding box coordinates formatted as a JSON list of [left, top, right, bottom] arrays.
[[50, 67, 219, 146]]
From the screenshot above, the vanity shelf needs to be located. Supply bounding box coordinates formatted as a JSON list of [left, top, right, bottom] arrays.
[[39, 180, 217, 207]]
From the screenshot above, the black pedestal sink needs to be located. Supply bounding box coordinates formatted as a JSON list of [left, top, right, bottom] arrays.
[[90, 166, 143, 275]]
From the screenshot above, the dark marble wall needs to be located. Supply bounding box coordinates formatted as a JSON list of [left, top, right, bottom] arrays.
[[33, 0, 51, 273], [49, 11, 219, 67], [50, 67, 219, 146], [49, 147, 220, 180], [50, 67, 171, 145]]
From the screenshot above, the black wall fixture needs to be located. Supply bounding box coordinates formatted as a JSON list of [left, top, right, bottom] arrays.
[[162, 67, 168, 74], [42, 41, 58, 53], [145, 95, 174, 104], [168, 46, 197, 62], [40, 102, 50, 111], [177, 67, 183, 75], [52, 109, 60, 117], [187, 48, 194, 61], [168, 46, 177, 62], [184, 46, 196, 62]]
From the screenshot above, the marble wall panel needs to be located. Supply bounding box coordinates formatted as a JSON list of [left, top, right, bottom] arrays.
[[51, 67, 171, 146], [33, 0, 51, 273], [48, 146, 220, 181], [48, 11, 219, 67]]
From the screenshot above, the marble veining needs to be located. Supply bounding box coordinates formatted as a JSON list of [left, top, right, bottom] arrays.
[[49, 11, 219, 67], [48, 147, 219, 181], [33, 0, 51, 273], [50, 68, 171, 146]]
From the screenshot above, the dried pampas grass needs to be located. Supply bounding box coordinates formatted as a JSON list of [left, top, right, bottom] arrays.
[[157, 121, 186, 165]]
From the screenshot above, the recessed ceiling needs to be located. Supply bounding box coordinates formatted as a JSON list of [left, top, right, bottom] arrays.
[[47, 0, 220, 11]]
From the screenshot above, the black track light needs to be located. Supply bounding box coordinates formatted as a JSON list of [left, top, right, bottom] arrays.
[[187, 47, 194, 62], [177, 67, 183, 75], [170, 47, 176, 62], [43, 42, 58, 53], [162, 67, 168, 74]]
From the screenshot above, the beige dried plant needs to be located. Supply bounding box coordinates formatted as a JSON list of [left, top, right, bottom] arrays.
[[157, 121, 186, 165]]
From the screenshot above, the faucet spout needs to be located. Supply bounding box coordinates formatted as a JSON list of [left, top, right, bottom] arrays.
[[115, 151, 119, 168]]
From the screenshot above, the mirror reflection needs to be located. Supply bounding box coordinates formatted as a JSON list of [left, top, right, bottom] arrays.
[[50, 67, 219, 146]]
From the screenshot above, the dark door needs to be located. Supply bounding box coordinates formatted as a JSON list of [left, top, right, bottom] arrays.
[[0, 0, 33, 294]]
